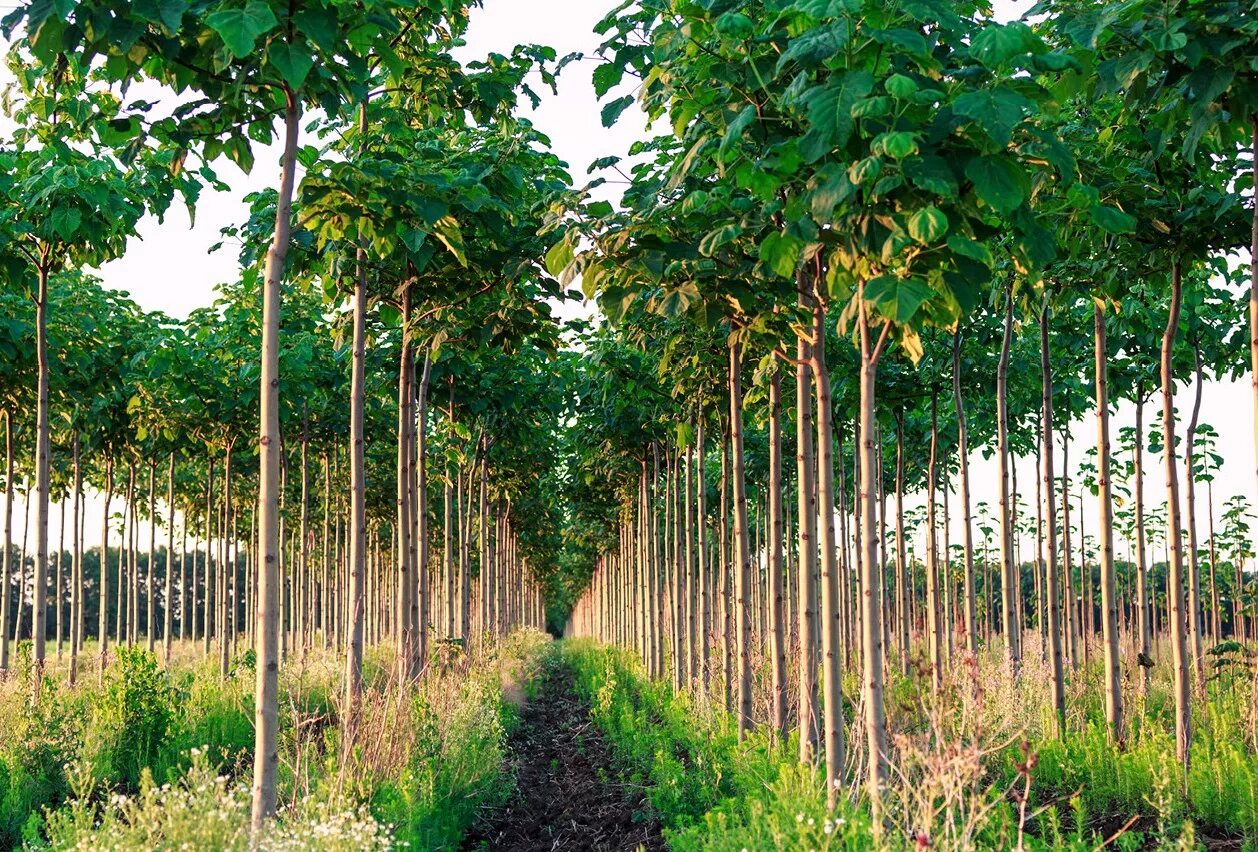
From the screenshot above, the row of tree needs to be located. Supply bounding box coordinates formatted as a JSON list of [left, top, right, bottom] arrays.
[[557, 0, 1258, 834]]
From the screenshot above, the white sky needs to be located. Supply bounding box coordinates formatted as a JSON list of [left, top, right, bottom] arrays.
[[4, 0, 1257, 565]]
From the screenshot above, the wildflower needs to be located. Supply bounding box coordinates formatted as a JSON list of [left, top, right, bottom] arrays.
[[824, 820, 834, 835], [796, 812, 805, 823]]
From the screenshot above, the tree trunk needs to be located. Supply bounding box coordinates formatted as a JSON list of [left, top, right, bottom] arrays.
[[1135, 389, 1151, 686], [811, 295, 845, 806], [997, 287, 1020, 669], [858, 307, 889, 833], [32, 265, 51, 690], [251, 89, 299, 832], [1, 411, 12, 674], [415, 350, 433, 672], [345, 98, 370, 718], [1162, 261, 1192, 772], [1185, 341, 1205, 689], [164, 453, 175, 664], [97, 457, 113, 683], [729, 341, 753, 736], [1095, 305, 1124, 742], [768, 361, 787, 740], [1040, 302, 1066, 736], [396, 289, 415, 680], [926, 390, 943, 691], [796, 275, 819, 762], [952, 332, 978, 657]]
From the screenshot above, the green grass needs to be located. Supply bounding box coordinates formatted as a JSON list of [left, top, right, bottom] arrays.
[[560, 640, 1258, 850], [1, 631, 551, 850]]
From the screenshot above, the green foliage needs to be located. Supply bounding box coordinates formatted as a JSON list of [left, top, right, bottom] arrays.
[[83, 647, 182, 790]]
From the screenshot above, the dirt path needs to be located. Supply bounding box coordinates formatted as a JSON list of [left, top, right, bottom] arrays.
[[463, 656, 665, 852]]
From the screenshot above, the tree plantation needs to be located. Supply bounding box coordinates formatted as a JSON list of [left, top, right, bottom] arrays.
[[0, 0, 1257, 849]]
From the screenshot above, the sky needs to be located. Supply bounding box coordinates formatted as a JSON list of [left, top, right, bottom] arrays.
[[3, 0, 1256, 561]]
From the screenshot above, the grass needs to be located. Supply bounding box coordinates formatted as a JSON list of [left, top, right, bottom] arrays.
[[0, 630, 551, 850], [562, 634, 1258, 851]]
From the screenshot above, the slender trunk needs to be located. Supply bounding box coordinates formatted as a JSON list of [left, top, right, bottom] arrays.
[[32, 266, 51, 690], [796, 273, 819, 762], [163, 453, 175, 663], [812, 293, 845, 805], [1040, 302, 1066, 736], [953, 331, 978, 657], [345, 98, 370, 716], [396, 289, 414, 680], [926, 390, 943, 691], [998, 287, 1020, 668], [858, 307, 888, 832], [1095, 306, 1124, 741], [1135, 390, 1152, 684], [251, 89, 299, 832], [1, 411, 11, 673], [69, 433, 81, 685], [415, 351, 433, 672], [895, 414, 909, 673], [97, 457, 114, 682], [1185, 342, 1205, 689], [1162, 261, 1192, 771], [729, 341, 753, 735], [768, 361, 787, 740]]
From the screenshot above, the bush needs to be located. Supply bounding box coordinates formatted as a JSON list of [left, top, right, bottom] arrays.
[[83, 647, 182, 790]]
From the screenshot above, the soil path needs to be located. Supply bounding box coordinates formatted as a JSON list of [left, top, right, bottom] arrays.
[[462, 655, 665, 852]]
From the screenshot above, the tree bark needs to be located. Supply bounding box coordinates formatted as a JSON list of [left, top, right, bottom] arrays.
[[768, 360, 787, 741], [952, 331, 978, 657], [858, 307, 889, 833], [729, 341, 753, 736], [1095, 305, 1124, 742], [1162, 261, 1192, 771], [997, 287, 1020, 669], [32, 265, 51, 691], [811, 294, 845, 806], [1040, 301, 1066, 737], [1185, 341, 1205, 689], [796, 274, 819, 763], [251, 89, 299, 832]]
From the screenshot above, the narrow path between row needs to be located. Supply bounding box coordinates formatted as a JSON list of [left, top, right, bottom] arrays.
[[463, 654, 665, 852]]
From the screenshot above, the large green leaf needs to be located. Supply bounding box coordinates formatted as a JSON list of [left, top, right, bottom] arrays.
[[864, 275, 934, 324], [267, 39, 314, 88], [952, 88, 1031, 146], [969, 21, 1038, 67], [1090, 203, 1137, 235], [206, 0, 278, 59], [965, 155, 1027, 213], [759, 232, 804, 279], [907, 205, 948, 244]]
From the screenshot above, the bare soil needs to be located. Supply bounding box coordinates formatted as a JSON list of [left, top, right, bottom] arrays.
[[462, 656, 665, 852]]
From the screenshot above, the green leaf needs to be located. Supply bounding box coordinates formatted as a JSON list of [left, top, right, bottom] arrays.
[[1090, 204, 1136, 235], [952, 88, 1031, 146], [907, 206, 948, 244], [759, 232, 804, 279], [50, 206, 81, 241], [699, 223, 740, 257], [715, 12, 755, 40], [879, 131, 918, 159], [965, 155, 1027, 213], [848, 157, 881, 185], [885, 74, 917, 99], [592, 61, 625, 97], [946, 234, 993, 266], [206, 0, 278, 59], [545, 237, 575, 277], [600, 95, 635, 128], [864, 275, 934, 324], [969, 21, 1038, 68], [904, 155, 958, 198], [267, 39, 314, 88]]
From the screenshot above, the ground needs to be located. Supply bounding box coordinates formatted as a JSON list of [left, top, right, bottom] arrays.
[[463, 655, 665, 852]]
